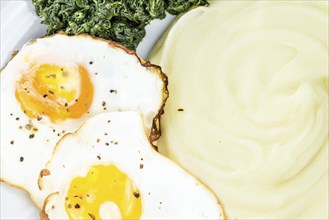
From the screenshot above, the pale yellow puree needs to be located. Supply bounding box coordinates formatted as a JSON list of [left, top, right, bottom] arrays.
[[149, 1, 329, 219]]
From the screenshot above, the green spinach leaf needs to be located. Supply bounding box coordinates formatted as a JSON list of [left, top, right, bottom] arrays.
[[32, 0, 208, 50]]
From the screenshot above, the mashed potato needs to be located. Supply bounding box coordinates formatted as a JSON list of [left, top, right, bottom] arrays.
[[149, 1, 328, 219]]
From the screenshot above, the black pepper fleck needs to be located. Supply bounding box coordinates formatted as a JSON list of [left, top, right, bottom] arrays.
[[10, 140, 14, 145], [88, 213, 96, 220], [105, 143, 109, 146], [178, 108, 184, 112], [133, 192, 140, 198], [43, 94, 48, 98], [139, 164, 144, 169], [102, 101, 106, 106], [89, 61, 93, 65], [97, 155, 101, 160], [29, 134, 35, 139], [15, 117, 20, 121], [19, 157, 24, 162]]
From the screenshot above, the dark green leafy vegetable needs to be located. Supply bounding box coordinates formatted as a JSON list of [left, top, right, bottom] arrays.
[[32, 0, 208, 50], [166, 0, 208, 15]]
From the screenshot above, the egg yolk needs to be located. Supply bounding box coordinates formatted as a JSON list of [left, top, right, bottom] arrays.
[[65, 165, 142, 220], [15, 64, 93, 122]]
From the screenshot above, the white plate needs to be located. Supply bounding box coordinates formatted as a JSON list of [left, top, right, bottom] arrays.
[[0, 1, 174, 219]]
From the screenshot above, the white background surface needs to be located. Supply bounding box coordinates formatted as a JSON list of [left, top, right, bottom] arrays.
[[0, 1, 174, 219]]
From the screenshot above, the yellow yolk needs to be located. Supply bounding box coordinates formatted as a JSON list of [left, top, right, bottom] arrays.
[[15, 64, 93, 122], [65, 165, 142, 220]]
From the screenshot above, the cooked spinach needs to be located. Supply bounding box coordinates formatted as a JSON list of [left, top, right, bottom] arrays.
[[32, 0, 208, 50]]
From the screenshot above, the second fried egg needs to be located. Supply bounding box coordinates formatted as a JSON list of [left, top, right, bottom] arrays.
[[39, 112, 224, 220]]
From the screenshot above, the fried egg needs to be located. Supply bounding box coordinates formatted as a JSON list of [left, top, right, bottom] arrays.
[[39, 112, 224, 219], [0, 34, 168, 207]]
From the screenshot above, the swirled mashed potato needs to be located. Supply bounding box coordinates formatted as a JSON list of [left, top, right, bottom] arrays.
[[149, 1, 329, 219]]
